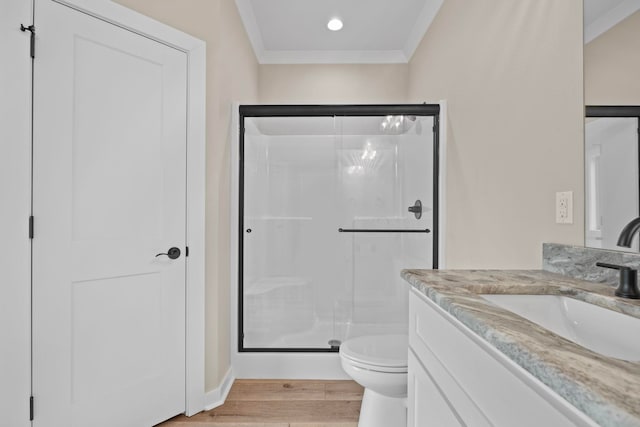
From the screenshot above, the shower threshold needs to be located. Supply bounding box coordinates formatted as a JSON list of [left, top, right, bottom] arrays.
[[243, 320, 408, 351]]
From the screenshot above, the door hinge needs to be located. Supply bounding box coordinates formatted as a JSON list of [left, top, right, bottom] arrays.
[[185, 246, 189, 257], [29, 216, 34, 239], [20, 24, 35, 58], [29, 396, 34, 421]]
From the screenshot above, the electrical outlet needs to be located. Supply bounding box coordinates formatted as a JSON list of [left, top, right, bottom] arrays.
[[556, 191, 573, 224]]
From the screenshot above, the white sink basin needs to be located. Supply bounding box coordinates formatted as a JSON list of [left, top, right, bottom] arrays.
[[481, 294, 640, 361]]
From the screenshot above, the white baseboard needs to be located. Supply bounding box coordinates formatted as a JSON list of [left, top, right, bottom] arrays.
[[203, 367, 235, 411]]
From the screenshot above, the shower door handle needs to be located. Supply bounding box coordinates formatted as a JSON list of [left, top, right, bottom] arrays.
[[408, 200, 422, 219], [338, 228, 430, 233]]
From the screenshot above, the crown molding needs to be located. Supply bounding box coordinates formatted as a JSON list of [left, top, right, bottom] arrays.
[[585, 0, 640, 44], [259, 49, 408, 64], [403, 0, 444, 61], [234, 0, 265, 54]]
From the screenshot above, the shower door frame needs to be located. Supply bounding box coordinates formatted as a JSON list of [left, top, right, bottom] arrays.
[[237, 104, 441, 353]]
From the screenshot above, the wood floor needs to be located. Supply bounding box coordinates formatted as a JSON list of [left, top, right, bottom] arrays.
[[157, 380, 364, 427]]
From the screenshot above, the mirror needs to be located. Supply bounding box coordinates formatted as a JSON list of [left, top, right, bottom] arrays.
[[584, 1, 640, 251], [585, 107, 640, 251]]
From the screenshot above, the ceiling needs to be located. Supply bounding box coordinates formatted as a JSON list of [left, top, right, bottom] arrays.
[[235, 0, 640, 64], [584, 0, 640, 43], [234, 0, 444, 64]]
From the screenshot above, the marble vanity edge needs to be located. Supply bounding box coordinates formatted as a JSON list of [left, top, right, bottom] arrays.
[[401, 270, 640, 427], [543, 243, 640, 285]]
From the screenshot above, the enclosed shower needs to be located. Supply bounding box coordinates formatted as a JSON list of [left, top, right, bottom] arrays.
[[236, 104, 440, 356]]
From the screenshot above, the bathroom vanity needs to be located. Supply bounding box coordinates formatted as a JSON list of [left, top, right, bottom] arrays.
[[403, 269, 640, 427]]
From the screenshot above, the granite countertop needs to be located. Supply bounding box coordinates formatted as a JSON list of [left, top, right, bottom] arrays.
[[401, 269, 640, 427]]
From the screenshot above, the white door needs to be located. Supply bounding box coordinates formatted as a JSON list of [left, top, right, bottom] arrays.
[[32, 0, 187, 426]]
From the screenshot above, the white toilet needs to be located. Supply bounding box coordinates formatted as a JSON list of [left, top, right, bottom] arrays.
[[339, 334, 408, 427]]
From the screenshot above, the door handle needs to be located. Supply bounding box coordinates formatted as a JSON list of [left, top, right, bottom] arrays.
[[408, 199, 422, 219], [155, 247, 181, 260]]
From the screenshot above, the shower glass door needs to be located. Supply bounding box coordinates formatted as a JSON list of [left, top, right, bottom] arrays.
[[240, 106, 438, 351]]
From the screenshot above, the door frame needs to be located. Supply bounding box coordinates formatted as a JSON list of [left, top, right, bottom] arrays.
[[1, 1, 34, 426], [36, 0, 207, 416]]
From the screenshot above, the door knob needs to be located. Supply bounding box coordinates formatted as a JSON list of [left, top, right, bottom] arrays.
[[155, 247, 181, 260]]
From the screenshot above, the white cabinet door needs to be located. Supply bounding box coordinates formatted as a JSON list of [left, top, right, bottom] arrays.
[[32, 0, 187, 426], [408, 351, 466, 427]]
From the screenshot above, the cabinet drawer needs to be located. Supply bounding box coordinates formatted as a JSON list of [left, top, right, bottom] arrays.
[[409, 289, 597, 427], [408, 350, 468, 427]]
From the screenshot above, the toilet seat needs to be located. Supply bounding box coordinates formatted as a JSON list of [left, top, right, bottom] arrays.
[[340, 334, 408, 373]]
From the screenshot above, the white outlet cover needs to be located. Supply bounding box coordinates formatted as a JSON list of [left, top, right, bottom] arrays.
[[556, 191, 573, 224]]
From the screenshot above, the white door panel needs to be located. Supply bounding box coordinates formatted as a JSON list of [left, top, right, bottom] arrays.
[[33, 0, 187, 426]]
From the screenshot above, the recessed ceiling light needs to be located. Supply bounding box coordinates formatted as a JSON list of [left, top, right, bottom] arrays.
[[327, 18, 343, 31]]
